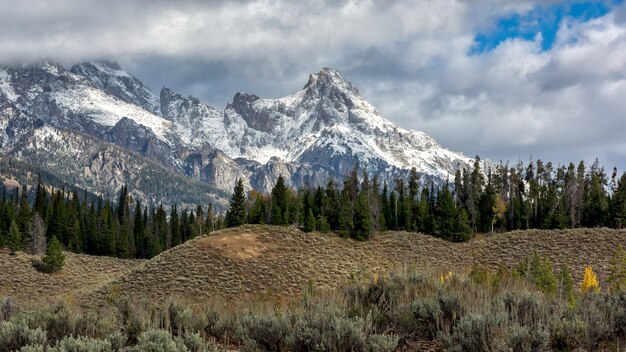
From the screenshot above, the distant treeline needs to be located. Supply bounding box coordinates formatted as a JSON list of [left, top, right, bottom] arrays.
[[224, 157, 626, 242], [0, 181, 223, 259]]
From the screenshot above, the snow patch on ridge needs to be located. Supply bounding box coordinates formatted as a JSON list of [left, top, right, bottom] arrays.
[[51, 86, 171, 142], [0, 70, 18, 102]]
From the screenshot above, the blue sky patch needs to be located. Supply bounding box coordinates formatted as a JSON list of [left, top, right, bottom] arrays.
[[470, 0, 623, 54]]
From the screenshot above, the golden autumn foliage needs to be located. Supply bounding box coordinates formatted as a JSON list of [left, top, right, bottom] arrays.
[[581, 266, 600, 293], [439, 271, 453, 284]]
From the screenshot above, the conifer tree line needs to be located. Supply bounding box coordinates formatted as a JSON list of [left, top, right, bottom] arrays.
[[0, 179, 223, 258], [225, 157, 626, 242]]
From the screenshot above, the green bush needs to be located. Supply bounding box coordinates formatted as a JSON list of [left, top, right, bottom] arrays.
[[411, 298, 442, 339], [0, 320, 47, 352], [19, 345, 45, 352], [27, 303, 73, 345], [128, 329, 188, 352], [367, 334, 399, 352], [440, 313, 505, 352], [0, 297, 19, 322], [237, 314, 290, 351], [47, 335, 113, 352], [504, 323, 550, 351]]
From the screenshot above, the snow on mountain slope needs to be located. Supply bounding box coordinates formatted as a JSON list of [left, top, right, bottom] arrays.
[[50, 84, 172, 142], [0, 70, 18, 102], [0, 61, 479, 197], [70, 61, 160, 113], [218, 67, 473, 180]]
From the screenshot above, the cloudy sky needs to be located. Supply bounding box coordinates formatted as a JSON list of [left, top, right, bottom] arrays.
[[2, 0, 626, 170]]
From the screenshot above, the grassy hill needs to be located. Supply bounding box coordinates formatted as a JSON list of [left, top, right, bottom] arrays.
[[0, 249, 142, 308], [1, 225, 624, 309], [76, 225, 626, 308]]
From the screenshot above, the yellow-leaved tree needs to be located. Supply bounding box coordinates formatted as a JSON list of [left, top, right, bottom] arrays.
[[581, 266, 600, 293]]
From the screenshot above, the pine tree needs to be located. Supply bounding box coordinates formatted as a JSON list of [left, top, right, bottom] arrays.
[[249, 192, 266, 224], [42, 235, 65, 273], [304, 208, 316, 233], [47, 190, 68, 244], [8, 220, 21, 252], [454, 208, 472, 242], [388, 191, 398, 230], [117, 215, 130, 258], [380, 181, 389, 231], [269, 175, 289, 225], [155, 205, 168, 249], [67, 191, 82, 252], [170, 205, 181, 247], [225, 179, 247, 228], [33, 177, 48, 218], [529, 254, 558, 296], [408, 167, 419, 231], [338, 188, 354, 237], [318, 215, 330, 233], [133, 201, 145, 258], [325, 180, 340, 230], [353, 191, 371, 240], [434, 186, 457, 241]]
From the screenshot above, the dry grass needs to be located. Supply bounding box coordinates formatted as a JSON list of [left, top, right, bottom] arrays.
[[76, 225, 626, 308], [0, 249, 142, 308]]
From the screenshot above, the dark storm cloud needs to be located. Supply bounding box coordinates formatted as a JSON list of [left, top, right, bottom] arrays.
[[1, 0, 626, 170]]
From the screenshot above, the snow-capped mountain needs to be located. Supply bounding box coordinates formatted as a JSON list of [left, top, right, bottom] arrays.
[[0, 60, 477, 206]]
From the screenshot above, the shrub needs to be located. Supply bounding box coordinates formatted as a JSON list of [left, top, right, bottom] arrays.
[[558, 265, 576, 307], [501, 291, 546, 327], [550, 317, 586, 351], [0, 297, 19, 322], [115, 299, 145, 345], [128, 329, 188, 352], [47, 335, 113, 352], [367, 333, 399, 352], [237, 313, 289, 351], [607, 245, 626, 292], [440, 313, 505, 352], [28, 303, 73, 345], [504, 323, 550, 352], [411, 298, 442, 339], [437, 293, 463, 334], [0, 320, 47, 352]]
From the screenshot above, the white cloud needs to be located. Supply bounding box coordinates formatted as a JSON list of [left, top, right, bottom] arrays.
[[1, 0, 625, 169]]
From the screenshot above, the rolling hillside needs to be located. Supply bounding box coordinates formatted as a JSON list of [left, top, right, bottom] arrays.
[[1, 225, 624, 309], [79, 225, 626, 308]]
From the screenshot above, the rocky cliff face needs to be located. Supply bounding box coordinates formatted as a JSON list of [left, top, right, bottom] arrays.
[[0, 60, 478, 207]]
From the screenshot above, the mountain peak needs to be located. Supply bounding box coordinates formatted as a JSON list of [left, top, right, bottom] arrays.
[[303, 67, 358, 96]]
